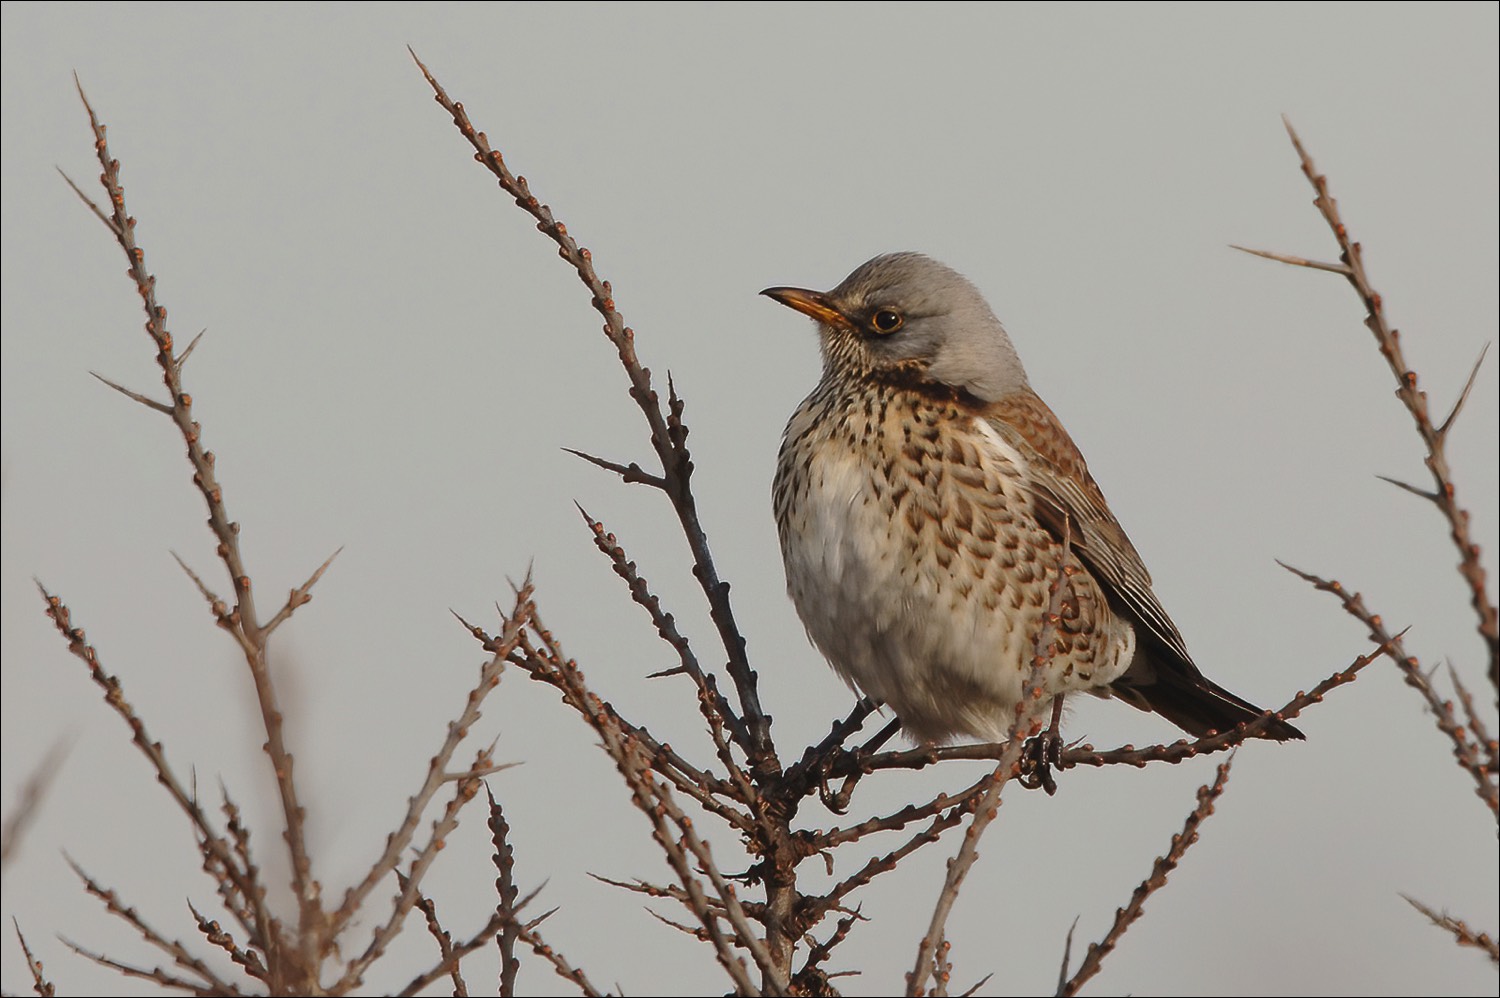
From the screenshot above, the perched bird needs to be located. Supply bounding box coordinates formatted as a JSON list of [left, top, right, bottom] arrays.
[[764, 252, 1302, 745]]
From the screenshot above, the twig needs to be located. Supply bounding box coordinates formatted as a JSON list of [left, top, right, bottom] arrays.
[[407, 877, 468, 997], [576, 504, 754, 792], [409, 49, 778, 775], [36, 584, 269, 953], [1056, 757, 1235, 996], [849, 632, 1391, 777], [335, 741, 498, 992], [59, 935, 221, 997], [65, 79, 320, 975], [1279, 562, 1497, 818], [488, 787, 521, 997], [1401, 895, 1499, 965], [330, 584, 531, 945], [1242, 118, 1498, 691], [13, 921, 56, 997], [1055, 917, 1078, 994], [187, 901, 266, 984], [65, 856, 241, 995], [1, 740, 67, 871], [518, 606, 780, 995]]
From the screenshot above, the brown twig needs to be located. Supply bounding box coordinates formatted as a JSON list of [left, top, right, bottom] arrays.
[[577, 504, 754, 792], [334, 742, 496, 993], [0, 740, 67, 871], [1401, 896, 1500, 965], [1238, 117, 1498, 691], [36, 585, 270, 951], [64, 79, 323, 977], [1279, 562, 1497, 818], [488, 787, 521, 997], [516, 605, 781, 995], [848, 632, 1390, 778], [187, 901, 266, 984], [65, 856, 241, 995], [794, 907, 862, 993], [59, 934, 220, 997], [407, 877, 468, 997], [814, 774, 997, 850], [409, 49, 778, 778], [330, 584, 531, 947], [13, 921, 56, 998], [1056, 756, 1235, 997], [463, 610, 758, 834]]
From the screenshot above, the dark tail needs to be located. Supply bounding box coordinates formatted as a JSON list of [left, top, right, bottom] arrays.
[[1113, 638, 1304, 742]]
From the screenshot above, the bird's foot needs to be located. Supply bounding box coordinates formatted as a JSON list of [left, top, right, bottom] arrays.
[[1019, 696, 1066, 796]]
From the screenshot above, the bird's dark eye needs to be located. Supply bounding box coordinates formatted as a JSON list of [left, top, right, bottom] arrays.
[[871, 308, 904, 334]]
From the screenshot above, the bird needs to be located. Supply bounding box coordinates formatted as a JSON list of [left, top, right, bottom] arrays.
[[763, 252, 1302, 746]]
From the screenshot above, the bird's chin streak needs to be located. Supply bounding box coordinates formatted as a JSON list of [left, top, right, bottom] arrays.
[[866, 365, 990, 411]]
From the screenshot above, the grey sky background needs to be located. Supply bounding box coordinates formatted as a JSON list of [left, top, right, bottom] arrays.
[[3, 4, 1496, 996]]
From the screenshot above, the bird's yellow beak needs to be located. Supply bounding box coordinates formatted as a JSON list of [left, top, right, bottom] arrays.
[[760, 286, 854, 332]]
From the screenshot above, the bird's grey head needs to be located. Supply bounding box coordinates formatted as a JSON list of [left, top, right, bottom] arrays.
[[762, 252, 1029, 401]]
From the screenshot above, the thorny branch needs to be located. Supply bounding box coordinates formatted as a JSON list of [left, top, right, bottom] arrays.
[[1279, 562, 1497, 820], [1239, 117, 1497, 692], [1402, 896, 1500, 966], [61, 78, 325, 980], [410, 48, 779, 778], [1056, 758, 1235, 996], [26, 61, 1485, 998]]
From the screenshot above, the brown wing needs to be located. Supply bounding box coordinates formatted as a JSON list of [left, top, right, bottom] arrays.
[[983, 390, 1193, 666], [983, 390, 1303, 740]]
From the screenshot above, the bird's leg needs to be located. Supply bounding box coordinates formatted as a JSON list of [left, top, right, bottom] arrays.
[[819, 716, 902, 814], [1021, 695, 1066, 795]]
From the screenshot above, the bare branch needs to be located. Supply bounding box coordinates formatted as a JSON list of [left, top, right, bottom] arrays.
[[60, 934, 221, 997], [187, 900, 266, 984], [1056, 757, 1235, 996], [489, 787, 521, 997], [407, 876, 468, 997], [1402, 895, 1499, 965], [13, 920, 56, 998], [1250, 117, 1499, 691], [1279, 561, 1497, 818], [410, 49, 778, 774], [260, 546, 342, 636], [35, 584, 267, 944], [67, 80, 321, 965], [1, 740, 67, 871], [576, 503, 755, 801], [564, 448, 668, 490]]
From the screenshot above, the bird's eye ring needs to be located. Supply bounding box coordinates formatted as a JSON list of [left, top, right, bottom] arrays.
[[871, 308, 904, 334]]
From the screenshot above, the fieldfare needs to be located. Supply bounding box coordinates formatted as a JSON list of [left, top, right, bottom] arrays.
[[765, 252, 1302, 745]]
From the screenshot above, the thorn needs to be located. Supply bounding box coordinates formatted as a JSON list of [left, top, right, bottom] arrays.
[[298, 546, 343, 593], [57, 168, 120, 234], [170, 551, 222, 607], [1375, 474, 1438, 502], [91, 372, 172, 414], [1437, 342, 1490, 438], [561, 447, 667, 489], [175, 329, 206, 371], [1229, 244, 1352, 275]]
